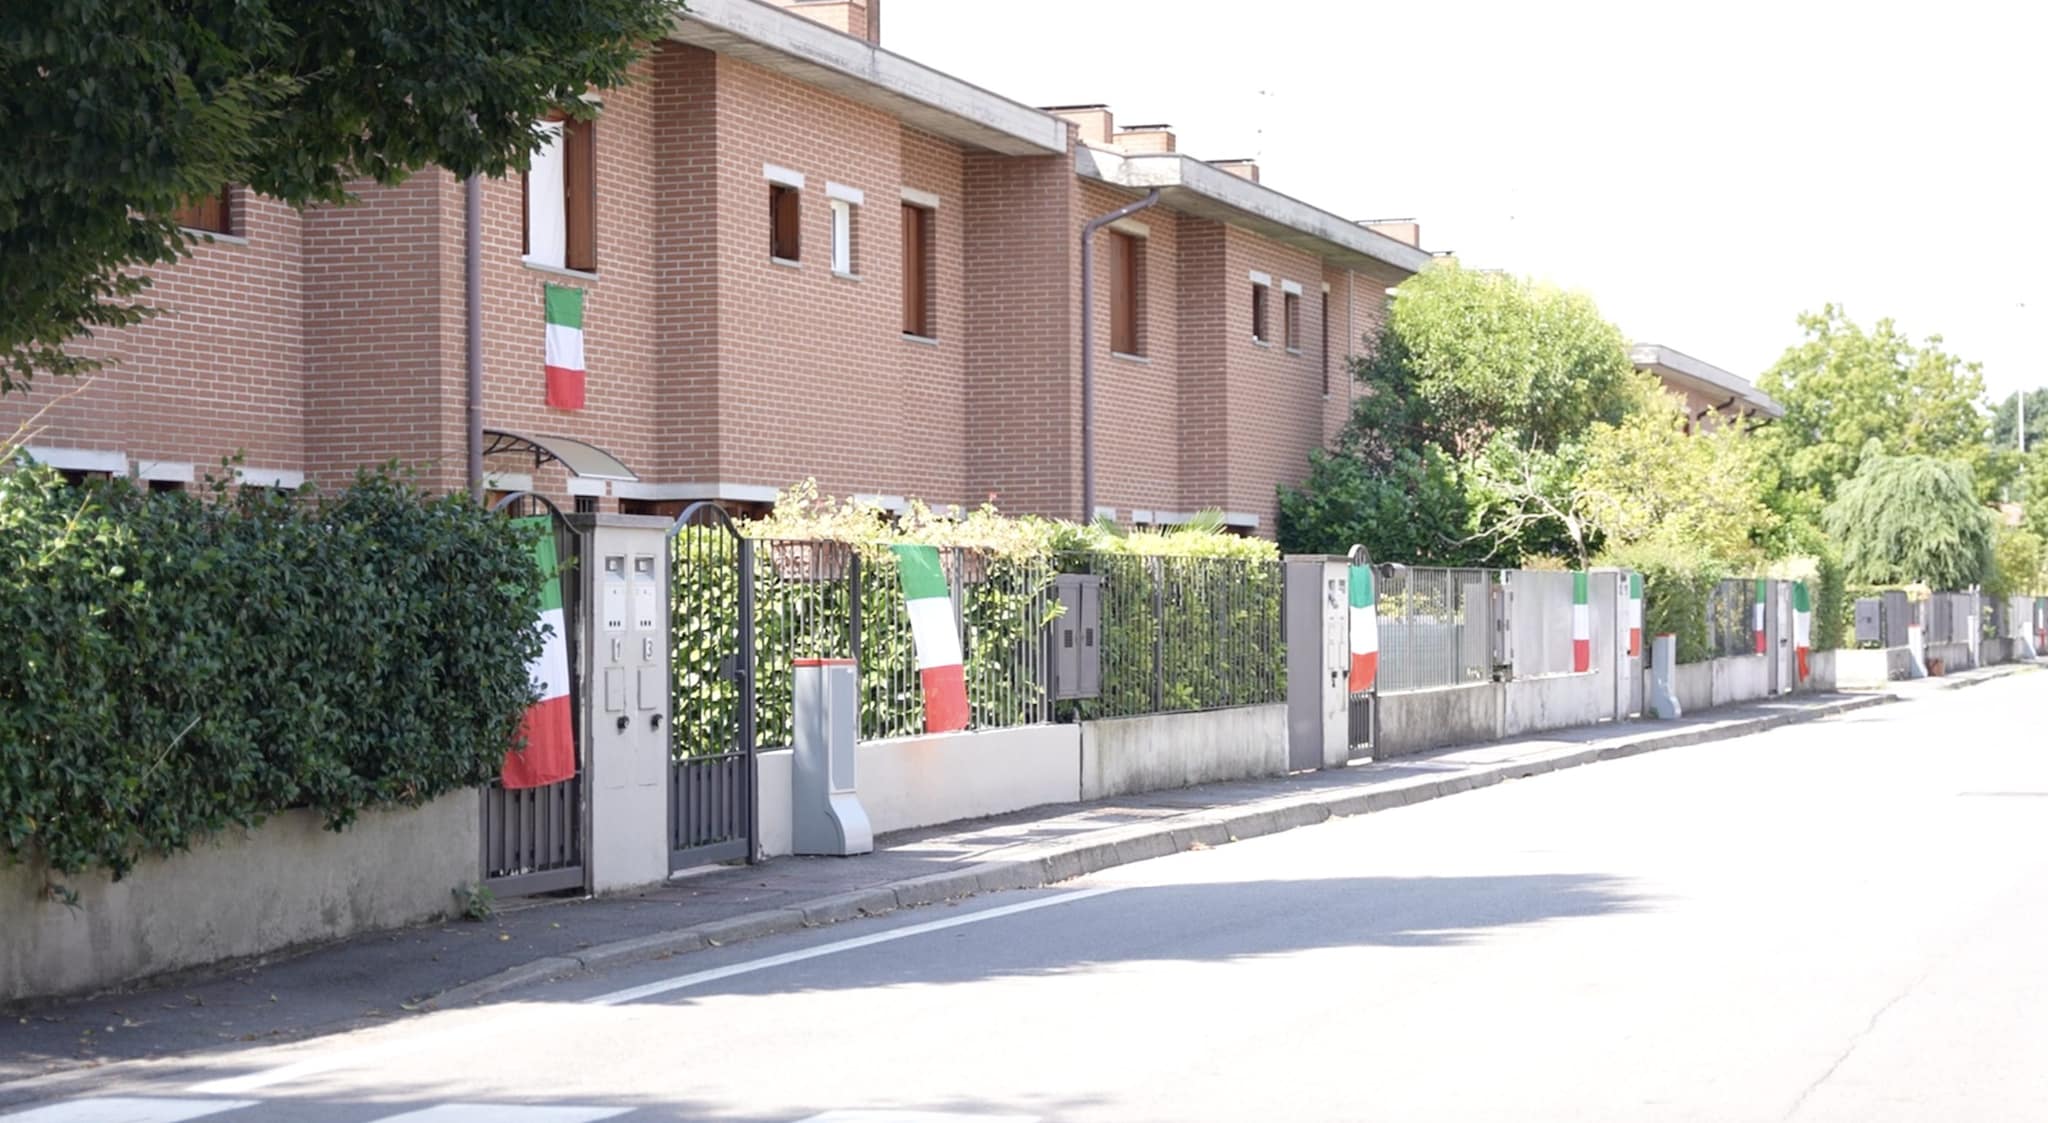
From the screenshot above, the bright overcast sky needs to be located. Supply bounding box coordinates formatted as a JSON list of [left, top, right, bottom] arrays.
[[886, 0, 2046, 403]]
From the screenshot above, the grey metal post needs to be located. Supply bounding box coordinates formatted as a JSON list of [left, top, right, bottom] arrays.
[[464, 174, 483, 504], [1079, 190, 1161, 521]]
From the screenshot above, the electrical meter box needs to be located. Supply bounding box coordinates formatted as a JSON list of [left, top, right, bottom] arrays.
[[1284, 557, 1351, 771], [1050, 573, 1103, 701], [575, 514, 675, 893]]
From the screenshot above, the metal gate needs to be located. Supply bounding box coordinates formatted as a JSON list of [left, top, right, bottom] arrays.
[[668, 502, 756, 870], [483, 494, 588, 897]]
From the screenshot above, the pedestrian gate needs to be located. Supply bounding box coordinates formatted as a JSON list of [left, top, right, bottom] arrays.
[[668, 502, 756, 870]]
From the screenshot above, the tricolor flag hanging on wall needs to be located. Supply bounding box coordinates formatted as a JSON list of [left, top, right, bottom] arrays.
[[891, 544, 970, 733], [1753, 578, 1768, 655], [544, 283, 586, 411], [1792, 581, 1813, 681], [1627, 572, 1644, 658], [1572, 571, 1592, 673], [502, 517, 575, 789], [1348, 563, 1379, 692]]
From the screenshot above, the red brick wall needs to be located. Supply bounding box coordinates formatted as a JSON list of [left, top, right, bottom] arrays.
[[3, 191, 307, 483], [1218, 226, 1325, 529], [1175, 218, 1229, 516], [1079, 180, 1183, 521]]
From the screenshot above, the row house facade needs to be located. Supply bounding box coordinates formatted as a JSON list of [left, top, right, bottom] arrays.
[[3, 0, 1431, 534]]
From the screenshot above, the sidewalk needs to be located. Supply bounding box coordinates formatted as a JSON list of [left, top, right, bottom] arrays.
[[2, 666, 2033, 1097]]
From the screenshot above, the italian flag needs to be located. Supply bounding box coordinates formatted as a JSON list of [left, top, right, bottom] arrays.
[[1792, 581, 1812, 681], [1753, 578, 1767, 655], [1347, 563, 1378, 692], [544, 283, 586, 411], [891, 544, 970, 734], [1627, 572, 1644, 657], [502, 517, 575, 789], [1572, 571, 1592, 673]]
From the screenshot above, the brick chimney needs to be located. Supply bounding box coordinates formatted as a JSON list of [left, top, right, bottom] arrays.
[[1361, 219, 1422, 248], [1211, 159, 1260, 184], [1045, 105, 1114, 146], [1114, 124, 1176, 153], [767, 0, 882, 44]]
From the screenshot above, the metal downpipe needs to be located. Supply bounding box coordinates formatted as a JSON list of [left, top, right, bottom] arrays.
[[1080, 189, 1162, 523]]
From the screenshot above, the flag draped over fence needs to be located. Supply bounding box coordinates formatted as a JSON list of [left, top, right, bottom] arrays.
[[1348, 563, 1378, 692], [1572, 571, 1592, 673], [544, 283, 586, 410], [502, 517, 575, 789], [1792, 581, 1813, 681], [891, 544, 970, 733], [1753, 578, 1768, 655], [1627, 572, 1644, 658]]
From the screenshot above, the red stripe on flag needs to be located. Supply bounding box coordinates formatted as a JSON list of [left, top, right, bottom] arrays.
[[1573, 638, 1591, 674], [1349, 651, 1377, 693], [502, 694, 575, 789], [1628, 628, 1641, 658], [546, 365, 586, 411], [919, 663, 970, 733], [1797, 649, 1810, 681], [1754, 630, 1765, 655]]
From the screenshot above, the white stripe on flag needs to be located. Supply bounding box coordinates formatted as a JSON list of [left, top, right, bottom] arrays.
[[1794, 612, 1811, 648], [545, 322, 584, 371], [904, 596, 963, 669], [531, 606, 570, 702], [1349, 604, 1377, 655], [1572, 603, 1591, 640]]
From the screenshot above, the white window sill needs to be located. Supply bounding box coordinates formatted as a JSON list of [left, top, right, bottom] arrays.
[[523, 258, 600, 282], [832, 271, 861, 282], [1286, 347, 1303, 356], [770, 256, 802, 269], [181, 229, 249, 246], [1252, 338, 1273, 348], [903, 333, 940, 346], [1112, 351, 1149, 364]]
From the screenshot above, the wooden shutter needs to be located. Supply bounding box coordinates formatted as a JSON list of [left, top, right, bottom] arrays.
[[563, 118, 596, 271], [173, 187, 231, 235], [1321, 291, 1332, 394], [1252, 284, 1268, 343], [1111, 232, 1139, 356], [902, 203, 929, 336], [772, 185, 802, 261]]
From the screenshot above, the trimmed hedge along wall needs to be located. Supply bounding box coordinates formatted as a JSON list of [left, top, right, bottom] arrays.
[[0, 464, 542, 879]]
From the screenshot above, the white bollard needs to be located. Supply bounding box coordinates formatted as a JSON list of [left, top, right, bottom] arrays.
[[1648, 634, 1682, 720]]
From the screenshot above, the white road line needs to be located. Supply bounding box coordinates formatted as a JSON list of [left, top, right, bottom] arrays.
[[796, 1113, 1039, 1123], [0, 1098, 255, 1122], [367, 1106, 632, 1122], [587, 887, 1120, 1006], [185, 1050, 382, 1096]]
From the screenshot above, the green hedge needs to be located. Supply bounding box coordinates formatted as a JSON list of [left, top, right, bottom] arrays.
[[0, 464, 542, 878], [1604, 542, 1725, 665]]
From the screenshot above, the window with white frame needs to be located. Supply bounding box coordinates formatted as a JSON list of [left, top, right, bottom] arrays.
[[827, 182, 863, 277], [1250, 272, 1273, 344], [524, 114, 595, 272]]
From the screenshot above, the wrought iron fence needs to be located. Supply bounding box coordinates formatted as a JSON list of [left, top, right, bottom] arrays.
[[1705, 579, 1758, 658], [1375, 566, 1496, 693], [1066, 553, 1286, 718]]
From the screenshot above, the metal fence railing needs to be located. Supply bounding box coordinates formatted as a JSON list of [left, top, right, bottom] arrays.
[[1072, 553, 1285, 718], [1375, 566, 1496, 693], [1706, 579, 1759, 658]]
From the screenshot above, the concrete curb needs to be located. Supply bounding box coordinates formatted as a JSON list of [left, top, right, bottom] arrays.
[[423, 691, 1895, 1010]]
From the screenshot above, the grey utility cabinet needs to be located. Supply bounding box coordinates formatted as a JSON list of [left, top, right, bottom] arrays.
[[1050, 573, 1102, 700]]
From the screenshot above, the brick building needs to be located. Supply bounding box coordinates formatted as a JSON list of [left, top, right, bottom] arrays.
[[1630, 344, 1783, 427], [3, 0, 1429, 534]]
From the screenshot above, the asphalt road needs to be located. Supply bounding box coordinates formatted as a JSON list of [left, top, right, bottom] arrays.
[[9, 674, 2046, 1122]]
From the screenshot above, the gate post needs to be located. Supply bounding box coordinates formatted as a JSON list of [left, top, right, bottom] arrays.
[[1284, 556, 1349, 771], [576, 513, 676, 893]]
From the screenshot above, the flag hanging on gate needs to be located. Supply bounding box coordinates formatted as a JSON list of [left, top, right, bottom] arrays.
[[1753, 578, 1768, 655], [891, 544, 970, 733], [1792, 581, 1813, 681], [1347, 563, 1378, 692], [544, 283, 586, 410], [1572, 571, 1592, 673], [503, 517, 576, 789], [1627, 572, 1644, 658]]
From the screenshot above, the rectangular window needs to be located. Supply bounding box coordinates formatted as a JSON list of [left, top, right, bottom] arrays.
[[830, 199, 854, 275], [770, 183, 802, 262], [1251, 281, 1271, 344], [1321, 290, 1332, 395], [524, 116, 595, 272], [1284, 290, 1302, 353], [902, 203, 934, 338], [173, 187, 233, 235], [1110, 231, 1143, 356]]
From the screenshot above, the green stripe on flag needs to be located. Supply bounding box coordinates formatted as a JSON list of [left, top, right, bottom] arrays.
[[1756, 578, 1767, 601], [514, 516, 562, 614], [1629, 572, 1642, 599], [1572, 571, 1588, 604], [1793, 582, 1810, 613], [1349, 565, 1375, 609], [891, 543, 949, 601], [544, 283, 584, 330]]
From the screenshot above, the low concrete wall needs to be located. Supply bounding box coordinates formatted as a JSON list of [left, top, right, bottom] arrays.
[[1503, 673, 1611, 738], [1924, 641, 1976, 674], [1834, 647, 1916, 688], [3, 790, 478, 1003], [1710, 653, 1771, 707], [1079, 705, 1287, 798], [1799, 649, 1839, 693], [1671, 662, 1714, 714], [757, 724, 1082, 858], [1981, 638, 2019, 666], [1375, 682, 1501, 758]]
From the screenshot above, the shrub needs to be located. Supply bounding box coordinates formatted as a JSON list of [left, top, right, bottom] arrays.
[[1603, 541, 1726, 664], [0, 462, 542, 878]]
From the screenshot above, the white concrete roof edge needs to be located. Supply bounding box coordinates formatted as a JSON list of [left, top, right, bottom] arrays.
[[1631, 342, 1785, 417], [671, 0, 1067, 155]]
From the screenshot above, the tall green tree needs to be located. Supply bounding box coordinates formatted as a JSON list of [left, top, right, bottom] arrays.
[[1822, 447, 1995, 590], [1990, 388, 2048, 453], [1576, 378, 1778, 566], [2, 0, 679, 394], [1759, 305, 1989, 503]]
